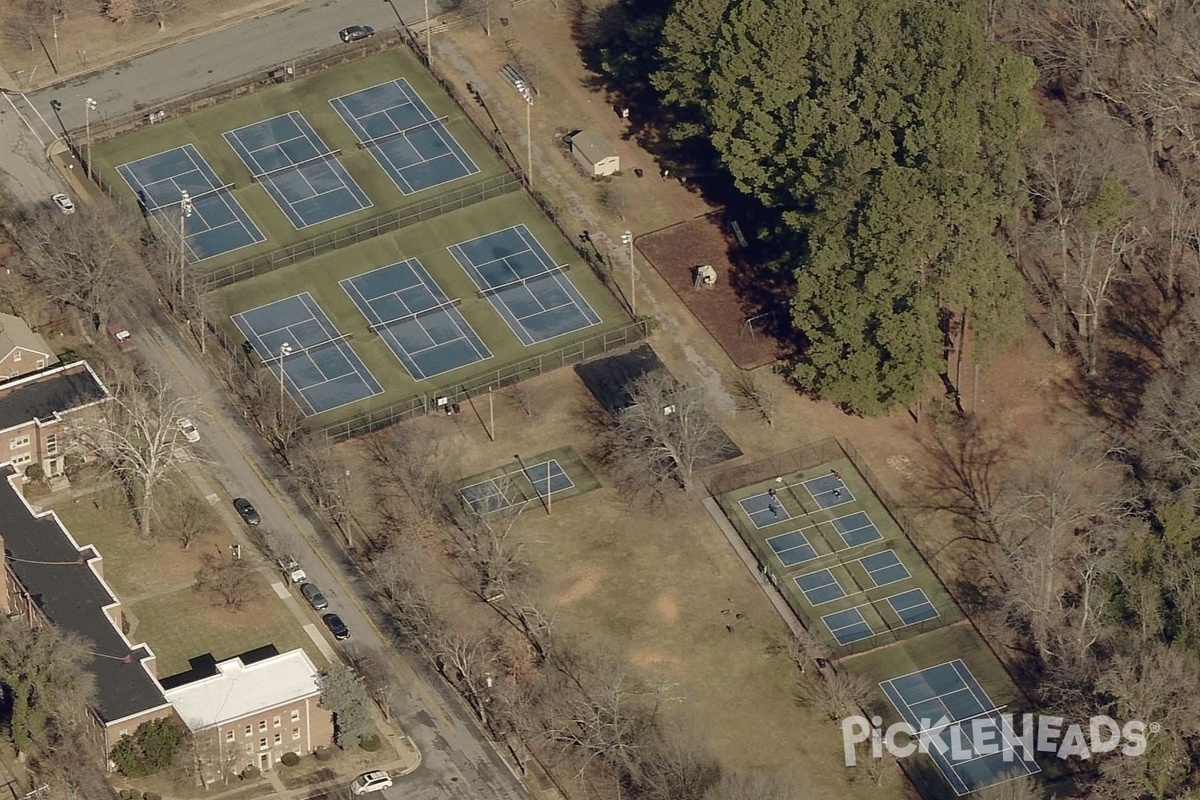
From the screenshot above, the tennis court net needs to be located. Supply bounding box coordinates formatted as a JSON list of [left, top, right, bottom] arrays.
[[146, 182, 235, 212], [367, 298, 462, 331], [477, 264, 569, 298], [355, 116, 450, 150], [260, 332, 353, 364], [250, 149, 343, 184]]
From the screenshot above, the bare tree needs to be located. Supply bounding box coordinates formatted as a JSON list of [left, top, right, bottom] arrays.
[[702, 770, 813, 800], [372, 541, 446, 659], [10, 204, 144, 331], [445, 490, 528, 601], [133, 0, 187, 29], [506, 384, 535, 417], [461, 0, 498, 36], [366, 419, 458, 528], [729, 369, 777, 427], [795, 669, 875, 723], [635, 728, 722, 800], [236, 368, 306, 464], [600, 370, 729, 496], [166, 494, 213, 551], [599, 182, 630, 222], [76, 372, 197, 537], [194, 552, 256, 610], [432, 622, 504, 726]]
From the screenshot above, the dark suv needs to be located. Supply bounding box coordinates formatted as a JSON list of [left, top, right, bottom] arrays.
[[339, 25, 375, 43], [300, 583, 328, 611]]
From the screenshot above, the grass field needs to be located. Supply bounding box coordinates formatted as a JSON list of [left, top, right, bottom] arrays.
[[210, 192, 629, 427], [715, 458, 963, 656], [88, 47, 509, 269]]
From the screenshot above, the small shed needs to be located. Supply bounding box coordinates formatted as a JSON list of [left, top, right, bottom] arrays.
[[569, 130, 620, 177]]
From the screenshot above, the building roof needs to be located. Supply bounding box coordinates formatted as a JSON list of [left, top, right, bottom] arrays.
[[570, 130, 616, 165], [0, 468, 169, 725], [164, 649, 323, 732], [0, 313, 54, 364], [0, 361, 107, 432]]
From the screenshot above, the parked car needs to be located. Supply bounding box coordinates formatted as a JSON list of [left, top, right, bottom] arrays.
[[51, 192, 75, 214], [339, 25, 375, 43], [176, 418, 200, 443], [299, 583, 328, 610], [276, 556, 307, 585], [322, 613, 350, 641], [350, 770, 392, 795], [232, 498, 260, 526]]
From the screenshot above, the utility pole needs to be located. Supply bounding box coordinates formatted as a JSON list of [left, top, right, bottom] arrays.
[[519, 86, 534, 190], [621, 230, 635, 318], [84, 97, 97, 179], [178, 190, 193, 300]]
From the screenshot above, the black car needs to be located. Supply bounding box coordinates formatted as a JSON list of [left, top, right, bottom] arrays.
[[322, 613, 350, 641], [300, 583, 329, 611], [232, 498, 260, 526], [339, 25, 375, 43]]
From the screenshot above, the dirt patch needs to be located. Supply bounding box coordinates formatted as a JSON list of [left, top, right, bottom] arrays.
[[638, 215, 785, 370], [652, 592, 679, 623], [553, 564, 603, 604]]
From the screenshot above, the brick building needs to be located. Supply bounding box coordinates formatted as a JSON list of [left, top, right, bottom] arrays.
[[0, 466, 173, 762], [163, 649, 332, 777], [0, 361, 108, 479]]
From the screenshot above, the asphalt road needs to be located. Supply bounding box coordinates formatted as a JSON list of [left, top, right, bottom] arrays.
[[0, 3, 532, 800]]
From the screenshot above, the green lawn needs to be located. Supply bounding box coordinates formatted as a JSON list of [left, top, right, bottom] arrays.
[[88, 47, 509, 269], [129, 577, 326, 678]]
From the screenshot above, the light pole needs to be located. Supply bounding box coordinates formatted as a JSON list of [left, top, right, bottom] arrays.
[[278, 342, 293, 411], [621, 230, 635, 318], [423, 0, 431, 63], [178, 190, 193, 300], [84, 97, 97, 180], [52, 15, 60, 64], [519, 86, 534, 190]]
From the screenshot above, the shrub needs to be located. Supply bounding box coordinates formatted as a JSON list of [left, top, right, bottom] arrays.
[[143, 793, 161, 800], [118, 791, 134, 800], [23, 464, 45, 483], [280, 751, 301, 767], [314, 745, 333, 762], [359, 734, 381, 752], [109, 718, 184, 778], [241, 765, 260, 780]]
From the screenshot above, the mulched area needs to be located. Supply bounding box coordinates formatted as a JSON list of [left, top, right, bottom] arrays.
[[637, 213, 785, 370]]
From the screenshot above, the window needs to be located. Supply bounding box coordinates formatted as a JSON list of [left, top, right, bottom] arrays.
[[258, 720, 267, 732], [290, 710, 300, 722], [292, 728, 301, 741], [226, 730, 235, 742], [9, 435, 29, 450], [11, 453, 30, 466], [35, 359, 44, 370], [45, 433, 57, 455], [12, 351, 20, 363], [273, 715, 281, 728], [259, 737, 268, 751], [274, 733, 282, 745], [118, 729, 128, 739], [245, 744, 253, 754], [244, 725, 252, 737]]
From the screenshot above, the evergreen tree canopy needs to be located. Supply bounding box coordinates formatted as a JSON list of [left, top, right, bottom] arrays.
[[656, 0, 1036, 413]]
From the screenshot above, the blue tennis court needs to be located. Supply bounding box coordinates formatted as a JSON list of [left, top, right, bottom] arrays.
[[822, 607, 874, 645], [886, 588, 939, 626], [766, 528, 817, 567], [859, 550, 911, 587], [459, 459, 573, 514], [739, 490, 793, 529], [794, 569, 845, 606], [117, 145, 264, 261], [224, 111, 371, 229], [830, 511, 883, 547], [803, 472, 855, 509], [448, 225, 602, 345], [340, 259, 491, 381], [232, 293, 383, 416], [880, 660, 1040, 795], [330, 78, 479, 194]]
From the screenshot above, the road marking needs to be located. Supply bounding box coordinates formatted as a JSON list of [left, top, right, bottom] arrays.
[[2, 93, 46, 147], [19, 92, 57, 140]]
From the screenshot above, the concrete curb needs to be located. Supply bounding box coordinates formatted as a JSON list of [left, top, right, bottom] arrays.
[[0, 0, 311, 93]]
